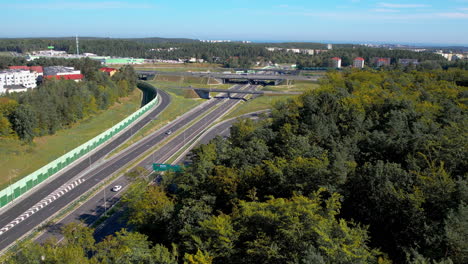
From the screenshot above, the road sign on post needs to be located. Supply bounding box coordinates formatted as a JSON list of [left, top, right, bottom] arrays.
[[153, 163, 182, 172]]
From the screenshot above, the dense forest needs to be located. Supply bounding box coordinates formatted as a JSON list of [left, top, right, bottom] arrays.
[[0, 38, 450, 68], [3, 68, 467, 263], [0, 58, 137, 142]]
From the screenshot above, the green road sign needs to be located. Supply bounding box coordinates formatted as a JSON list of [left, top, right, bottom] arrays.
[[153, 163, 182, 172], [47, 46, 54, 49]]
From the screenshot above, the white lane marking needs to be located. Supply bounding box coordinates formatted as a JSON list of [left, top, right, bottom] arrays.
[[0, 178, 85, 235]]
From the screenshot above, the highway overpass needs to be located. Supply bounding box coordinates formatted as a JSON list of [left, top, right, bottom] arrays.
[[137, 70, 320, 84], [177, 86, 302, 99]]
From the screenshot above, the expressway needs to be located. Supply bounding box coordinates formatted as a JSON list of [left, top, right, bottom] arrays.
[[36, 84, 257, 243], [0, 86, 170, 250], [137, 70, 319, 82], [0, 83, 251, 251]]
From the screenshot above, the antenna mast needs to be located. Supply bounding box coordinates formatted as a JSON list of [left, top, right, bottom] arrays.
[[76, 35, 79, 55]]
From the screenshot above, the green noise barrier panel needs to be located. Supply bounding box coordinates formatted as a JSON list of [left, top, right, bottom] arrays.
[[0, 82, 158, 208]]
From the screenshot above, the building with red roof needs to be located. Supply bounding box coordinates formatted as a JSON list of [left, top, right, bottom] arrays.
[[44, 74, 84, 81], [372, 57, 391, 67], [330, 57, 342, 68], [8, 66, 29, 70], [29, 66, 43, 73], [8, 66, 43, 75], [99, 67, 118, 77], [353, 57, 365, 68]]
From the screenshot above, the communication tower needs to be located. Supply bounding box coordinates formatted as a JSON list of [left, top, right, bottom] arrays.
[[76, 35, 79, 55]]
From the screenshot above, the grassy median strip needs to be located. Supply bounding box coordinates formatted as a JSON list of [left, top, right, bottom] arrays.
[[0, 89, 143, 189], [223, 82, 318, 120], [107, 80, 217, 157]]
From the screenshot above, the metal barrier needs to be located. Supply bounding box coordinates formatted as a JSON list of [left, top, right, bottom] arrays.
[[0, 83, 158, 208]]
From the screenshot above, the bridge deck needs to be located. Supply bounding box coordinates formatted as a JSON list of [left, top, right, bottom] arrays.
[[136, 70, 319, 81], [178, 86, 302, 95]]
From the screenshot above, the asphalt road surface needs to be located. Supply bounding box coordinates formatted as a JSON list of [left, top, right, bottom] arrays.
[[0, 87, 170, 251], [137, 70, 319, 81], [35, 85, 257, 243]]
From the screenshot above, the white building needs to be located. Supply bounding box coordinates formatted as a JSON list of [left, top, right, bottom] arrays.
[[331, 57, 342, 68], [33, 50, 67, 56], [302, 49, 315, 55], [327, 44, 333, 50], [353, 57, 365, 68], [0, 69, 37, 94], [286, 49, 301, 53]]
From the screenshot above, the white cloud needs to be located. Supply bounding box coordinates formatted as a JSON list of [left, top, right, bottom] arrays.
[[437, 12, 468, 18], [378, 2, 430, 8], [372, 8, 400, 13], [1, 1, 155, 10]]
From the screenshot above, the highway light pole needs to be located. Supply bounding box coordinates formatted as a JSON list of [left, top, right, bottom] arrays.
[[103, 187, 106, 216]]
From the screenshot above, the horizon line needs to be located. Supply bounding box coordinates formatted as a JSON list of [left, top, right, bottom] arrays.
[[0, 36, 467, 48]]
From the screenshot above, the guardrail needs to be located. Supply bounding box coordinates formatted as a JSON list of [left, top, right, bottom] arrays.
[[0, 82, 158, 208]]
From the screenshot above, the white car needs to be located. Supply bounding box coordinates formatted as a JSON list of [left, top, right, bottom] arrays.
[[111, 185, 122, 192], [165, 130, 172, 135]]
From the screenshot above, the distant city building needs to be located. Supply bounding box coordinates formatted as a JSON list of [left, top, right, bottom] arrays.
[[200, 40, 251, 43], [314, 49, 329, 55], [451, 54, 466, 60], [408, 49, 427, 52], [435, 51, 467, 61], [0, 69, 38, 94], [32, 50, 67, 56], [266, 47, 286, 52], [331, 57, 342, 68], [201, 40, 232, 43], [82, 53, 97, 57], [149, 47, 179, 52], [302, 49, 315, 55], [373, 57, 391, 67], [266, 47, 317, 55], [327, 44, 333, 50], [398, 59, 419, 66], [286, 49, 301, 53], [99, 67, 118, 76], [353, 57, 365, 68], [44, 66, 83, 81]]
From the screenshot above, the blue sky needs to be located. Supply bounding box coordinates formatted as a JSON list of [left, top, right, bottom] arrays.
[[2, 0, 468, 45]]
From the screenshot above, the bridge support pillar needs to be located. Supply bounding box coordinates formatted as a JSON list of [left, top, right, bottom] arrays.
[[194, 89, 211, 99], [274, 79, 284, 86]]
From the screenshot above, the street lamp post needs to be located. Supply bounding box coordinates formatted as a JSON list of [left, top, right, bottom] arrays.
[[103, 187, 106, 216]]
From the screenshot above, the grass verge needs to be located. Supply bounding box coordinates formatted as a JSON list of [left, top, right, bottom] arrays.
[[0, 89, 142, 189], [223, 81, 319, 120], [108, 80, 206, 156], [223, 95, 296, 120]]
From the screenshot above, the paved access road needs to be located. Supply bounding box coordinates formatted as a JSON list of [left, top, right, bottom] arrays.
[[36, 84, 256, 243], [0, 87, 170, 250]]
